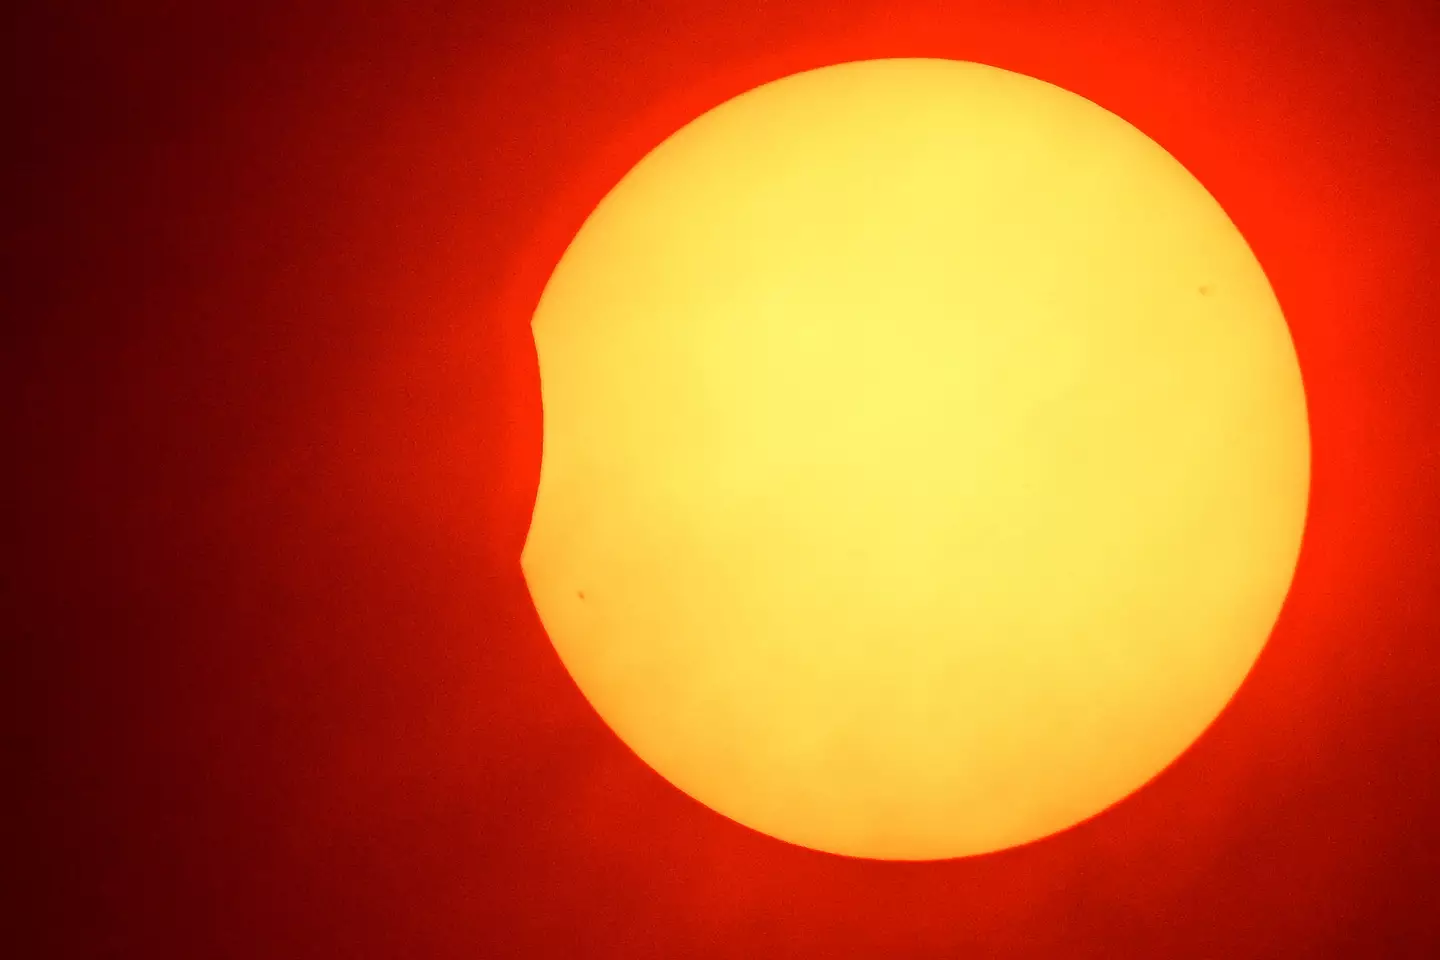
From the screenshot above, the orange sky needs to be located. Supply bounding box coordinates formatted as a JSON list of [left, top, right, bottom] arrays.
[[14, 1, 1440, 957]]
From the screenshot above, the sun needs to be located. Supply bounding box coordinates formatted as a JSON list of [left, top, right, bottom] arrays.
[[520, 58, 1309, 860]]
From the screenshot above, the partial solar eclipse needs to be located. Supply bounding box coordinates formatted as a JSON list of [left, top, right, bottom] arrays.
[[521, 59, 1309, 860]]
